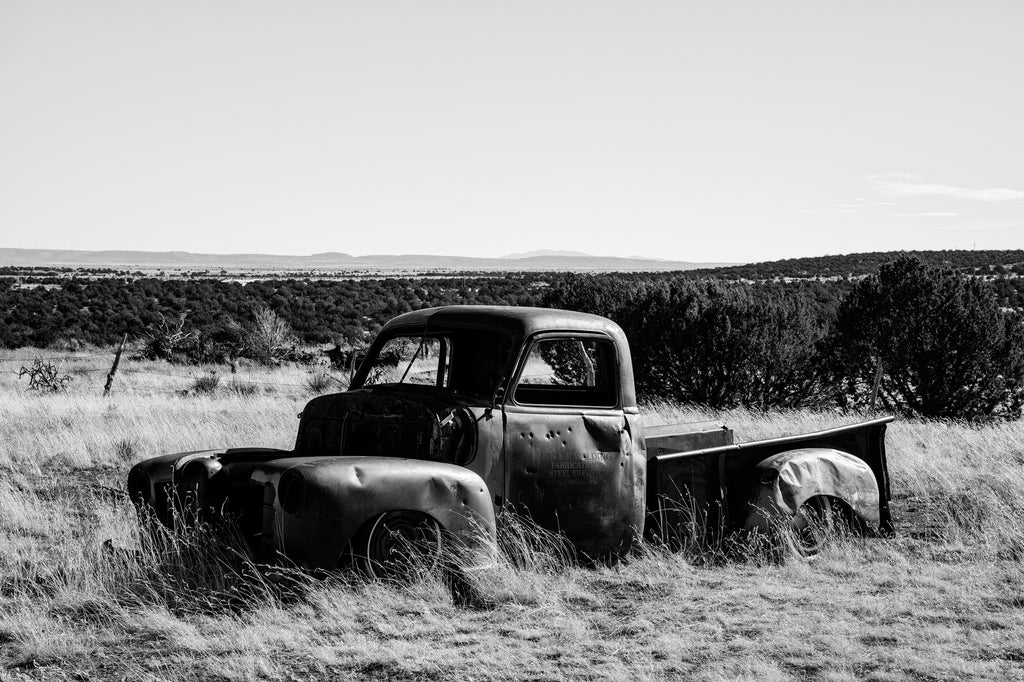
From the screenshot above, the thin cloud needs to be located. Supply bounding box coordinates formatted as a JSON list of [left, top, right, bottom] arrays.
[[835, 200, 898, 210], [893, 212, 958, 217], [922, 222, 1016, 232], [867, 172, 921, 181], [873, 178, 1023, 202]]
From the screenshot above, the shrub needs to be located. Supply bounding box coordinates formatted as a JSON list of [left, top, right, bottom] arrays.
[[629, 281, 827, 409], [112, 438, 141, 461], [190, 373, 221, 396], [305, 371, 338, 395], [225, 380, 259, 397], [824, 256, 1024, 420], [182, 321, 245, 365], [233, 307, 298, 365], [137, 314, 195, 362], [18, 358, 73, 393], [545, 276, 828, 410]]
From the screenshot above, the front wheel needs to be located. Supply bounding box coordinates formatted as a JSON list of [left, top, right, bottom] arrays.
[[361, 511, 442, 583], [789, 495, 838, 557]]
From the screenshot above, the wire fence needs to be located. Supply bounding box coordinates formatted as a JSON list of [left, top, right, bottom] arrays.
[[3, 348, 351, 396], [0, 352, 117, 363]]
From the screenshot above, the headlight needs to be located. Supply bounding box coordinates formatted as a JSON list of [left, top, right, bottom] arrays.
[[178, 458, 223, 501], [173, 458, 225, 521], [278, 469, 306, 515]]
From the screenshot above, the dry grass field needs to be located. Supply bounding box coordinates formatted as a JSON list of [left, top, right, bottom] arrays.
[[1, 351, 1023, 680]]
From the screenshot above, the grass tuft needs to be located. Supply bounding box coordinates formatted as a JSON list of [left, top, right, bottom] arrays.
[[189, 373, 221, 396], [304, 371, 336, 395]]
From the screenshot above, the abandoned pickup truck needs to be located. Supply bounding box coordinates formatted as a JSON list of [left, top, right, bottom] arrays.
[[127, 305, 893, 576]]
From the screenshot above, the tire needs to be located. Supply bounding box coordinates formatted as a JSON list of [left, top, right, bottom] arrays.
[[362, 511, 443, 583], [789, 495, 836, 557]]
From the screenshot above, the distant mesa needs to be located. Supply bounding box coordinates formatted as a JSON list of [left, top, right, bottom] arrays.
[[0, 247, 732, 272], [309, 252, 355, 259], [502, 250, 593, 259]]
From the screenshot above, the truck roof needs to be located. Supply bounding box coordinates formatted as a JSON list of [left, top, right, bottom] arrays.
[[381, 305, 626, 338], [377, 305, 638, 409]]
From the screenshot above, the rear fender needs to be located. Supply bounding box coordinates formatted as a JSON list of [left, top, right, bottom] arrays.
[[743, 448, 881, 534]]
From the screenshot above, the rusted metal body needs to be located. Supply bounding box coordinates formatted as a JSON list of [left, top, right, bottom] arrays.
[[127, 305, 893, 572], [645, 417, 893, 547]]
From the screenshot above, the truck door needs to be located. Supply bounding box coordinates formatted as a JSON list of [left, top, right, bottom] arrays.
[[502, 334, 640, 556]]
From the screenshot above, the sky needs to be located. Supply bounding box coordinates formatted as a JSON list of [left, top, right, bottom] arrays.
[[1, 1, 1021, 263]]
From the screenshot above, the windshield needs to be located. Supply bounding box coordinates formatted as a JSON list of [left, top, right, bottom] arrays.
[[360, 327, 515, 398]]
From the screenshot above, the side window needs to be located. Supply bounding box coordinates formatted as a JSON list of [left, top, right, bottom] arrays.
[[514, 337, 617, 407]]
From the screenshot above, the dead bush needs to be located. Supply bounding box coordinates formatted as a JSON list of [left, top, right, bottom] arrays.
[[18, 358, 73, 393], [137, 314, 195, 362], [232, 307, 298, 366]]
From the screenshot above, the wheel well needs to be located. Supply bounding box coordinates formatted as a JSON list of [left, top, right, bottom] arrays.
[[801, 494, 867, 534], [823, 495, 868, 534], [337, 509, 442, 570], [753, 448, 882, 534]]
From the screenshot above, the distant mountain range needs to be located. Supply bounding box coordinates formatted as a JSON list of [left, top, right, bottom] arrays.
[[0, 248, 735, 272]]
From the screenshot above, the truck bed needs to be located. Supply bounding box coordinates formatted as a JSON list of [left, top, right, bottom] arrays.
[[644, 416, 895, 544], [644, 420, 734, 456]]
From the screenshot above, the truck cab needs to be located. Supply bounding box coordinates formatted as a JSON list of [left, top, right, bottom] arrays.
[[315, 305, 648, 557]]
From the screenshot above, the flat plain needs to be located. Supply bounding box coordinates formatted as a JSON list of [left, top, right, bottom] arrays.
[[1, 350, 1023, 681]]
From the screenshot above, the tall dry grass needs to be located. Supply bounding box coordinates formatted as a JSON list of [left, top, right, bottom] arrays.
[[0, 361, 1022, 679]]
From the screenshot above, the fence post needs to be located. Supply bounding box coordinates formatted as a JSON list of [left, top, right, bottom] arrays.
[[869, 358, 883, 410], [103, 333, 128, 397]]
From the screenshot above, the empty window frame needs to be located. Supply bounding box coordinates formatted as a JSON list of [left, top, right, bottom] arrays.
[[513, 336, 617, 407]]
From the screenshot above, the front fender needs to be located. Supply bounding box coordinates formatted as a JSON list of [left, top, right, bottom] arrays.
[[252, 456, 496, 569], [126, 447, 290, 524], [744, 448, 881, 534]]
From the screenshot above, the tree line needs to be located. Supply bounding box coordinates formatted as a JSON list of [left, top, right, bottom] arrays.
[[3, 257, 1023, 419], [0, 276, 548, 350], [680, 248, 1024, 281], [544, 257, 1024, 420]]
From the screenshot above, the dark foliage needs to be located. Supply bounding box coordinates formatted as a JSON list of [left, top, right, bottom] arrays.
[[3, 251, 1023, 420], [823, 257, 1024, 420], [682, 249, 1024, 281], [0, 275, 548, 350], [544, 275, 828, 409]]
